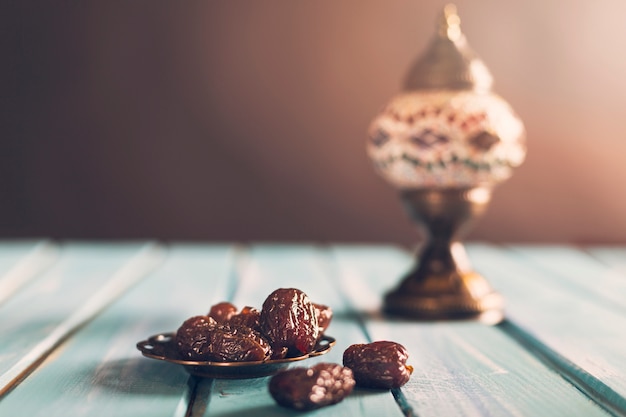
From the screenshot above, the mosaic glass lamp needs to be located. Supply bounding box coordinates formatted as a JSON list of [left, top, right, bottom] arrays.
[[367, 5, 526, 321]]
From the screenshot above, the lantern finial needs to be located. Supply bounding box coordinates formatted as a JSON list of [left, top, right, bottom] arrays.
[[404, 4, 493, 92]]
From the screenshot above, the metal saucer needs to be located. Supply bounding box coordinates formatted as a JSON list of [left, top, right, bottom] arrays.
[[137, 332, 335, 379]]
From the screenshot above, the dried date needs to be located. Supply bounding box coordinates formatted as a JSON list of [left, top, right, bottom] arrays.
[[228, 306, 261, 331], [175, 315, 219, 360], [260, 288, 319, 355], [176, 288, 329, 363], [343, 341, 413, 389], [269, 363, 355, 410], [313, 302, 333, 336], [175, 316, 271, 361], [208, 301, 238, 324], [204, 324, 272, 362]]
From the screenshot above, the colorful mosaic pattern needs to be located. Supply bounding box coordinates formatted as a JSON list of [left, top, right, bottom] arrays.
[[367, 90, 526, 188]]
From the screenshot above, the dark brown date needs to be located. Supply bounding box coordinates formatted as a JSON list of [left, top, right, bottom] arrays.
[[175, 315, 219, 360], [204, 324, 272, 362], [313, 303, 333, 336], [269, 363, 355, 410], [208, 301, 237, 324], [175, 315, 271, 361], [343, 341, 413, 389], [228, 306, 261, 331], [260, 288, 319, 355]]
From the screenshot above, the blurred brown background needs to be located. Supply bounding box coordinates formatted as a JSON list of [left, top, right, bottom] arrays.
[[2, 1, 626, 244]]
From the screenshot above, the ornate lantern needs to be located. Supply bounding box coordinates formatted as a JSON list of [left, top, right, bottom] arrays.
[[367, 5, 526, 321]]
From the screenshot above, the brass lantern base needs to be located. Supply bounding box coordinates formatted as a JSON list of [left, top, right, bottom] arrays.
[[383, 187, 504, 324]]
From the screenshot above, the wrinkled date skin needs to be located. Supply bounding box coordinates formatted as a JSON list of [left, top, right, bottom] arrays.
[[343, 341, 413, 389], [175, 315, 271, 361], [269, 363, 355, 410], [313, 303, 333, 337], [208, 302, 238, 324], [175, 315, 218, 360], [228, 306, 261, 331], [260, 288, 319, 355], [205, 324, 272, 362], [176, 288, 329, 363]]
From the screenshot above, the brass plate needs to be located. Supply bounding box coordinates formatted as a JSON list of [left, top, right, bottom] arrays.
[[137, 332, 335, 379]]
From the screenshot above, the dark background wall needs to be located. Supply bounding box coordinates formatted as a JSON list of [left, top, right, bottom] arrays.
[[3, 1, 626, 244]]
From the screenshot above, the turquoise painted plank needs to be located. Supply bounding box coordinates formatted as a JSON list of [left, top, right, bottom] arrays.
[[0, 242, 163, 394], [0, 240, 58, 306], [507, 245, 626, 314], [587, 246, 626, 276], [202, 245, 404, 417], [468, 243, 626, 414], [3, 243, 616, 416], [0, 244, 236, 417], [329, 244, 414, 314], [333, 245, 610, 417]]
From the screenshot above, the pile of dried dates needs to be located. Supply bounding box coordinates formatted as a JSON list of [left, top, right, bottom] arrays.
[[175, 288, 332, 362], [270, 340, 413, 410], [174, 287, 413, 411]]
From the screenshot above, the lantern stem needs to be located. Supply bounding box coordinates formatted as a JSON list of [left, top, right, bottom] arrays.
[[383, 187, 503, 323]]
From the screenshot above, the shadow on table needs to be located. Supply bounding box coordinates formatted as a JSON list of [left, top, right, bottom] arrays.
[[208, 405, 293, 417], [208, 388, 392, 417], [90, 357, 189, 396], [332, 309, 386, 322]]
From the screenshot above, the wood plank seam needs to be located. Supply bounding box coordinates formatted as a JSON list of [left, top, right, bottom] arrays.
[[391, 387, 418, 417], [227, 244, 249, 302], [0, 242, 167, 397], [499, 319, 626, 417], [176, 376, 214, 417], [0, 241, 59, 307], [507, 247, 626, 318], [321, 246, 375, 341], [333, 244, 613, 416], [183, 246, 243, 417], [323, 246, 417, 417]]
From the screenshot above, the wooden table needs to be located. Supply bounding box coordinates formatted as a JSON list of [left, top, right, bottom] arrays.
[[1, 241, 625, 416]]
